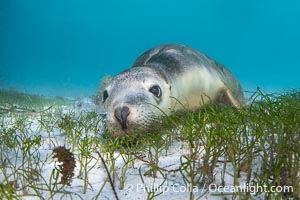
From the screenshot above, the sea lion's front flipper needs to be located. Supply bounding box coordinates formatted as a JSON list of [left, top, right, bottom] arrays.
[[214, 87, 241, 107]]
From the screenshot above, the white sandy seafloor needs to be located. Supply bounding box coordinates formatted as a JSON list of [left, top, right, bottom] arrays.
[[1, 98, 280, 200]]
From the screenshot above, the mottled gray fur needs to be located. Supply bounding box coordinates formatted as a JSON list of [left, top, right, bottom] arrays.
[[103, 44, 245, 136]]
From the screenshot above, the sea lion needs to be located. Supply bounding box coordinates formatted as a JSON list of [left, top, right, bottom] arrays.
[[102, 44, 244, 136]]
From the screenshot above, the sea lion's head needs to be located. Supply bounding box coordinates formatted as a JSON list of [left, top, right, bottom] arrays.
[[102, 67, 172, 136]]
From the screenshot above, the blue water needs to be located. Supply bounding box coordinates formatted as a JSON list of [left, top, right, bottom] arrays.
[[1, 0, 300, 97]]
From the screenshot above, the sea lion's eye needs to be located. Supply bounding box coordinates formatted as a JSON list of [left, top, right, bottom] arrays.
[[103, 90, 109, 103], [149, 85, 161, 98]]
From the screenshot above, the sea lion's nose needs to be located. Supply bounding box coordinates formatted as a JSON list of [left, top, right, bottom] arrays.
[[114, 106, 130, 130]]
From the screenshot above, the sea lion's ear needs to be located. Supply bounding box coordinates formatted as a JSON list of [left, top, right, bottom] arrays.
[[214, 87, 241, 107]]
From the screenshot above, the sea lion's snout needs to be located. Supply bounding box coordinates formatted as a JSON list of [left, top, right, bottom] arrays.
[[114, 106, 130, 130]]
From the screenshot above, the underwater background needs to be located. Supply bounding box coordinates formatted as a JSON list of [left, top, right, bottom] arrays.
[[1, 0, 300, 97]]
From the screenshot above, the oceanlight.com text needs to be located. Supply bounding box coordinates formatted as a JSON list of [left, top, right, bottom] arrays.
[[209, 183, 293, 194], [131, 183, 293, 195]]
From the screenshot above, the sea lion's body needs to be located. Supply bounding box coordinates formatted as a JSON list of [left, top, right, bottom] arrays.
[[102, 44, 244, 135]]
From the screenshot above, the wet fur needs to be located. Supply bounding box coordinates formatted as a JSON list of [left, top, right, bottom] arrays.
[[103, 44, 245, 135]]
